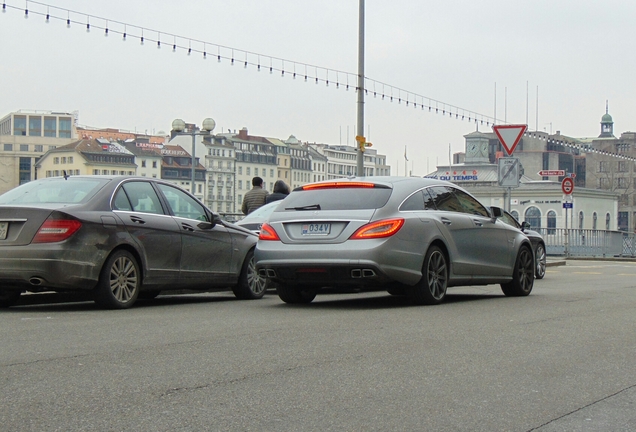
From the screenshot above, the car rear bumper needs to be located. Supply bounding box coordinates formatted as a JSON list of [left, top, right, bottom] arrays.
[[0, 247, 102, 291], [255, 241, 424, 287]]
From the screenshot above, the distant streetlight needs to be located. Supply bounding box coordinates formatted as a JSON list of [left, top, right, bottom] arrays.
[[171, 118, 216, 194]]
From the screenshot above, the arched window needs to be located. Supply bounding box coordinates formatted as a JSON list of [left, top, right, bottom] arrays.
[[606, 213, 611, 230], [579, 211, 584, 230], [593, 212, 598, 230], [525, 206, 541, 230], [510, 210, 520, 222], [547, 210, 557, 235]]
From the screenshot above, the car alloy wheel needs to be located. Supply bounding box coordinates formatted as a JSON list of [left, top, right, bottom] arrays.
[[501, 246, 534, 297], [95, 250, 140, 309], [535, 244, 546, 279], [233, 249, 268, 300], [408, 245, 448, 305]]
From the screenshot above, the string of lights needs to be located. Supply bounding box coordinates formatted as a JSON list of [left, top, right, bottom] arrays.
[[2, 0, 499, 127], [522, 131, 636, 162], [4, 0, 635, 162]]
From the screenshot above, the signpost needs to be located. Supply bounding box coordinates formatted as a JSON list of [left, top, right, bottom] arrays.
[[561, 177, 574, 195], [493, 124, 527, 155], [561, 177, 574, 257], [538, 170, 566, 177], [493, 124, 527, 212]]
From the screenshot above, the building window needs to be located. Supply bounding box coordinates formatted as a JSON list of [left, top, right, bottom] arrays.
[[246, 167, 251, 176], [20, 144, 28, 152], [606, 213, 611, 230], [13, 116, 26, 136], [599, 178, 609, 189], [238, 166, 242, 175], [593, 212, 598, 230], [618, 212, 629, 231], [618, 178, 628, 189], [598, 161, 609, 173], [35, 145, 43, 152], [29, 117, 42, 136], [44, 117, 57, 137], [547, 210, 556, 234], [68, 156, 73, 163], [578, 211, 584, 230], [618, 161, 627, 172], [59, 117, 72, 138], [152, 161, 157, 168], [525, 206, 541, 230], [4, 144, 13, 151], [53, 157, 59, 164], [141, 160, 146, 168], [255, 168, 259, 176]]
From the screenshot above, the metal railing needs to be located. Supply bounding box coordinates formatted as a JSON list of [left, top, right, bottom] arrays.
[[537, 228, 636, 258]]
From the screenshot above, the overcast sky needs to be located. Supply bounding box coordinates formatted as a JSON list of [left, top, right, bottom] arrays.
[[1, 0, 635, 176]]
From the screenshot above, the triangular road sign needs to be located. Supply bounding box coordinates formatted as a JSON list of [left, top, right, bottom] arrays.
[[493, 124, 527, 155]]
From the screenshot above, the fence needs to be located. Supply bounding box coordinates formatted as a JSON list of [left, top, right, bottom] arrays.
[[537, 228, 636, 258]]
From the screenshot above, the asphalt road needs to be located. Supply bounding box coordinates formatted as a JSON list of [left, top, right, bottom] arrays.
[[1, 260, 635, 431]]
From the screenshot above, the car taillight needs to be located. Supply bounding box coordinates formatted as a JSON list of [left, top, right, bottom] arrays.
[[349, 218, 404, 240], [259, 223, 280, 241], [33, 219, 82, 243]]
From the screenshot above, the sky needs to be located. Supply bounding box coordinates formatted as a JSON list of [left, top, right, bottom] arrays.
[[1, 0, 635, 176]]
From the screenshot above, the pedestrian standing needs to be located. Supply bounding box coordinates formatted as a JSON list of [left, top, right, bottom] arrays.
[[265, 180, 290, 204], [242, 176, 269, 215]]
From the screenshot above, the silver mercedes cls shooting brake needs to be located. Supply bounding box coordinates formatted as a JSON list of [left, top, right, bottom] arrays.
[[255, 176, 535, 305]]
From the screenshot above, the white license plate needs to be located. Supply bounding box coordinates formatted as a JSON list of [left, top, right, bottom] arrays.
[[0, 222, 7, 240], [302, 223, 331, 235]]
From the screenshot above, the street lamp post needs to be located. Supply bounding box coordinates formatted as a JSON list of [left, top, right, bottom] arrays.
[[171, 118, 216, 195]]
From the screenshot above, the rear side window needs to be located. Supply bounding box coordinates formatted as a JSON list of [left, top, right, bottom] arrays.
[[400, 189, 437, 211], [279, 187, 391, 211], [118, 181, 164, 215]]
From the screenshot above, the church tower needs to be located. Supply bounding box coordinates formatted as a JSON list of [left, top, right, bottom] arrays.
[[599, 101, 615, 138]]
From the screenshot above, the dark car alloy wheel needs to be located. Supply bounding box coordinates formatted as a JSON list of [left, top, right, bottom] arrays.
[[233, 249, 268, 300], [535, 243, 546, 279], [94, 250, 140, 309], [408, 245, 448, 305], [501, 246, 534, 296]]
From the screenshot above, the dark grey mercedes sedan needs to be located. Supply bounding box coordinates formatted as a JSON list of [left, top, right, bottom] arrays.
[[0, 176, 267, 309], [256, 176, 535, 305]]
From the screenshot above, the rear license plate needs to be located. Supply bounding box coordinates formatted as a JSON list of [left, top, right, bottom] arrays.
[[302, 223, 331, 235], [0, 222, 7, 240]]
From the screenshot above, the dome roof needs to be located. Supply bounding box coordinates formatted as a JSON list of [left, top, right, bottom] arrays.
[[601, 113, 613, 123]]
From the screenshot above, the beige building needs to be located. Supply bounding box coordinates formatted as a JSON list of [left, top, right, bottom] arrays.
[[0, 110, 77, 194], [36, 138, 136, 177]]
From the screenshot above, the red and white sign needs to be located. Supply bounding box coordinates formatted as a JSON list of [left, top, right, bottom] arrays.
[[561, 177, 574, 195], [493, 124, 527, 155], [538, 170, 566, 177]]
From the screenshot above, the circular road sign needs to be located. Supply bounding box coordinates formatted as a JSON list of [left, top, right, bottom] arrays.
[[562, 177, 574, 195]]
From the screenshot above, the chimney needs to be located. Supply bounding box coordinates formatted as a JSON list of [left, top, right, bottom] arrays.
[[238, 127, 248, 140]]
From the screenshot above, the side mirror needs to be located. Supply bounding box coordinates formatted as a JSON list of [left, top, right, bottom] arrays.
[[521, 221, 531, 231], [490, 206, 503, 218]]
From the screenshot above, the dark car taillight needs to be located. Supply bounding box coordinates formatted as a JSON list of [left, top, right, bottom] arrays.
[[33, 218, 82, 243]]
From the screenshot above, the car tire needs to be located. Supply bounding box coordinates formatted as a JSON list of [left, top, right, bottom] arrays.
[[0, 290, 21, 308], [535, 243, 546, 280], [408, 245, 448, 305], [94, 250, 141, 309], [233, 249, 267, 300], [276, 284, 317, 304], [501, 246, 535, 297]]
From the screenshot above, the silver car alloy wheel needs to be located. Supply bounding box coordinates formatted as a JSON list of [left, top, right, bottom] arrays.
[[427, 249, 448, 300], [109, 255, 139, 303], [247, 255, 267, 296], [517, 247, 535, 293]]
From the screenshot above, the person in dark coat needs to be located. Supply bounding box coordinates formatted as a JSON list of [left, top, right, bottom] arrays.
[[265, 180, 290, 204]]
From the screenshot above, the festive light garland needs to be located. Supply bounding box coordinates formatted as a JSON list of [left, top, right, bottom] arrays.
[[2, 0, 498, 127], [4, 1, 636, 163]]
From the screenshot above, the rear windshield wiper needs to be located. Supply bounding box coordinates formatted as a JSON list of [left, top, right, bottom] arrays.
[[285, 204, 321, 211]]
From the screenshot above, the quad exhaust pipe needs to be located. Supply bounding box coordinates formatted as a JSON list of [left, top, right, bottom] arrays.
[[351, 269, 376, 278]]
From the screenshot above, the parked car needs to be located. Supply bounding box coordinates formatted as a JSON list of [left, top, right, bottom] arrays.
[[235, 200, 281, 234], [255, 176, 535, 305], [0, 176, 268, 309], [494, 209, 547, 279]]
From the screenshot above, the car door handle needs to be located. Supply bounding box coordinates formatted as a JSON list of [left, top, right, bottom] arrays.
[[441, 217, 452, 225], [181, 223, 195, 232], [130, 216, 146, 224], [472, 219, 483, 227]]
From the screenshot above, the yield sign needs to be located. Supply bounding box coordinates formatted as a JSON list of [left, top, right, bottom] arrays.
[[493, 124, 527, 155]]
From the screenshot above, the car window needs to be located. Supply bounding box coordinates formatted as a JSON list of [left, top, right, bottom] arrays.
[[113, 189, 133, 211], [119, 181, 164, 215], [428, 186, 463, 212], [157, 183, 209, 222], [452, 188, 489, 217], [0, 178, 105, 204], [498, 211, 521, 228], [279, 187, 391, 211], [400, 189, 437, 211]]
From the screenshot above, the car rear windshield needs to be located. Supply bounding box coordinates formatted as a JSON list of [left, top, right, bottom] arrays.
[[278, 187, 392, 211], [0, 178, 108, 205]]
